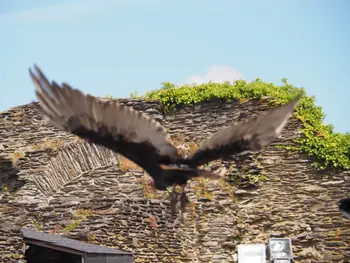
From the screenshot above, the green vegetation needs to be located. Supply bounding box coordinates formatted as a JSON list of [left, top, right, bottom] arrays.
[[64, 220, 81, 232], [229, 172, 268, 186], [88, 234, 97, 242], [32, 219, 43, 231], [64, 209, 92, 233], [130, 79, 350, 170], [194, 178, 215, 200]]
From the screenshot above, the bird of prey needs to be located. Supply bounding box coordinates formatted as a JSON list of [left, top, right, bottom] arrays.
[[29, 64, 302, 214], [338, 198, 350, 219]]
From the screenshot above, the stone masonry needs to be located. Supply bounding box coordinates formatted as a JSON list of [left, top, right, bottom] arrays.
[[0, 98, 349, 263]]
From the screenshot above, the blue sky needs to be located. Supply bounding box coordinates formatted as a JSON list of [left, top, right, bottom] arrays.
[[1, 0, 349, 132]]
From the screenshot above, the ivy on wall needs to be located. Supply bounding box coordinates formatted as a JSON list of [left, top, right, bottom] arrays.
[[130, 78, 350, 171]]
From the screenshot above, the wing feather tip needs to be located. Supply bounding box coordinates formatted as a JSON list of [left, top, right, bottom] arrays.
[[29, 65, 177, 159]]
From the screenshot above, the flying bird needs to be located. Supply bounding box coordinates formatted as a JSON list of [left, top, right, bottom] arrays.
[[29, 64, 302, 215], [338, 198, 350, 219]]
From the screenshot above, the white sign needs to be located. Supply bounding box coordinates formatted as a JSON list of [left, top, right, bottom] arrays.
[[237, 244, 266, 263]]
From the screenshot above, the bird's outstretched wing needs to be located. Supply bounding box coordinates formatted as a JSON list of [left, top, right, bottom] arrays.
[[29, 65, 181, 187], [186, 92, 303, 167]]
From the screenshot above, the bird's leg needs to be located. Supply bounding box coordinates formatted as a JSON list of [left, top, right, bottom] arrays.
[[179, 185, 190, 212], [170, 184, 176, 198], [169, 185, 179, 216]]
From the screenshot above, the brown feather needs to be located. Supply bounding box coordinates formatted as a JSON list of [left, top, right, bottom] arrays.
[[29, 64, 182, 189], [187, 92, 303, 167], [29, 64, 179, 158], [29, 64, 303, 194]]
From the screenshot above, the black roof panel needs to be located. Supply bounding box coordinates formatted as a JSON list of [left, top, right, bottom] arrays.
[[21, 228, 133, 255]]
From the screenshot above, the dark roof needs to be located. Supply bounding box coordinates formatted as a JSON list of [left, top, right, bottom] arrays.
[[21, 228, 133, 255]]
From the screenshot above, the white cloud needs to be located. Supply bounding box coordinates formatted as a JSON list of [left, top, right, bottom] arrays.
[[0, 0, 147, 24], [187, 65, 245, 85]]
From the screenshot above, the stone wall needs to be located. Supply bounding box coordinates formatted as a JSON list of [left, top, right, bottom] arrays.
[[0, 98, 349, 263]]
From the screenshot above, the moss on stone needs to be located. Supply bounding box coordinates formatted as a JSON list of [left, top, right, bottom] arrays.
[[131, 79, 350, 170]]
